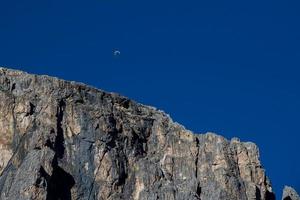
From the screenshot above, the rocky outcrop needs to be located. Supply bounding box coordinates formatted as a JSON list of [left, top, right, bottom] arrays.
[[0, 67, 294, 199], [282, 186, 300, 200]]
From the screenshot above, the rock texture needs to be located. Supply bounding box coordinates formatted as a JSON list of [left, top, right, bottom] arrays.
[[282, 186, 300, 200], [0, 67, 294, 200]]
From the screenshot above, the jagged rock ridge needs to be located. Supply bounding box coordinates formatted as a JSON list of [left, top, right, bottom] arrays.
[[0, 67, 295, 199], [282, 186, 300, 200]]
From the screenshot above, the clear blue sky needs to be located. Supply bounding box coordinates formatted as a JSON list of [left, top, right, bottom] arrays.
[[1, 0, 299, 197]]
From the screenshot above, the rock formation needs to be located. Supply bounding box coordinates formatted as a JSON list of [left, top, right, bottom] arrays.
[[0, 67, 296, 199], [282, 186, 300, 200]]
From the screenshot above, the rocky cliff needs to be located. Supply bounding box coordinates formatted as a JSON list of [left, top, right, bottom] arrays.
[[282, 186, 300, 200], [0, 67, 297, 200]]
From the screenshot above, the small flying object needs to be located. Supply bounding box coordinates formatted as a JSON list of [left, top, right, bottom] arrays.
[[113, 50, 121, 56]]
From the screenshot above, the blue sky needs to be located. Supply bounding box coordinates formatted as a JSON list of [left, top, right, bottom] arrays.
[[1, 0, 300, 196]]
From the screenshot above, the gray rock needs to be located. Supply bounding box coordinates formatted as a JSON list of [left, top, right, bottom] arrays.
[[282, 186, 300, 200], [0, 67, 294, 199]]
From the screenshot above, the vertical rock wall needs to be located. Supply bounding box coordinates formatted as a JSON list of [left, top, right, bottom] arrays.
[[0, 67, 286, 200]]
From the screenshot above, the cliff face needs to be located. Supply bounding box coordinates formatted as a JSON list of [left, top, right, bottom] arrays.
[[0, 67, 287, 200], [282, 186, 300, 200]]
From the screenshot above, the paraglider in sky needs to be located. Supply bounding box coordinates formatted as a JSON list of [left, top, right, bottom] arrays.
[[113, 50, 121, 56]]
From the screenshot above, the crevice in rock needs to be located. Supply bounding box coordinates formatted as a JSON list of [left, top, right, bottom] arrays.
[[195, 137, 200, 179], [255, 186, 261, 200], [194, 137, 201, 199], [95, 123, 99, 130], [44, 99, 75, 200], [54, 99, 66, 159], [115, 152, 128, 186], [104, 115, 118, 150], [35, 167, 50, 188], [196, 182, 201, 199], [25, 102, 35, 116], [45, 129, 55, 149], [131, 129, 146, 156], [284, 197, 292, 200], [11, 83, 16, 91], [265, 190, 276, 200]]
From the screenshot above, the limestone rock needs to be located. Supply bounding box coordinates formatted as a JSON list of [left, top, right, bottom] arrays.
[[282, 186, 300, 200], [0, 67, 294, 199]]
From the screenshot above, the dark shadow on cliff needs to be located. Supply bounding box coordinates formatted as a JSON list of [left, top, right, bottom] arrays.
[[54, 99, 66, 159], [46, 165, 75, 200], [45, 99, 75, 200], [265, 190, 276, 200], [255, 186, 261, 200], [284, 197, 292, 200]]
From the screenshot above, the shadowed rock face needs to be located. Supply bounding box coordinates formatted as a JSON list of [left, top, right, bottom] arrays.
[[0, 67, 293, 200]]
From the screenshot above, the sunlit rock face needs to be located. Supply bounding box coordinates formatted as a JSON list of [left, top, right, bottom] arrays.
[[0, 67, 283, 200], [282, 186, 300, 200]]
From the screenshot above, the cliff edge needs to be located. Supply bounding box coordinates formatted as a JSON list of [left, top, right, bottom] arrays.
[[0, 67, 296, 200]]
